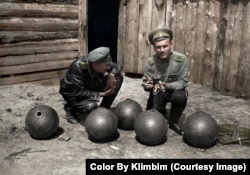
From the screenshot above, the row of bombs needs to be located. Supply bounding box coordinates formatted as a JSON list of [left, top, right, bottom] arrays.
[[25, 99, 218, 148]]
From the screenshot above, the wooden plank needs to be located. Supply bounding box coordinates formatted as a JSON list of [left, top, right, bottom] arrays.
[[213, 0, 229, 91], [151, 0, 167, 28], [228, 1, 244, 93], [0, 31, 78, 44], [192, 0, 208, 84], [0, 60, 72, 75], [78, 0, 87, 55], [117, 1, 127, 71], [0, 3, 78, 18], [173, 0, 185, 53], [0, 39, 79, 57], [0, 51, 77, 66], [0, 0, 79, 5], [0, 17, 78, 31], [165, 0, 173, 28], [237, 0, 250, 96], [184, 0, 197, 83], [202, 0, 221, 87], [0, 69, 67, 85], [124, 0, 139, 73], [137, 0, 153, 74]]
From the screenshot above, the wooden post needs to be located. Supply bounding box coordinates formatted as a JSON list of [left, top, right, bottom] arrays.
[[137, 0, 153, 74], [78, 0, 87, 56], [202, 0, 220, 87], [124, 0, 139, 73]]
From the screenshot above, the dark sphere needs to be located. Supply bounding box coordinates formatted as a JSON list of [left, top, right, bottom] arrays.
[[183, 111, 218, 148], [85, 107, 118, 143], [114, 99, 143, 130], [134, 110, 168, 146], [25, 105, 59, 139]]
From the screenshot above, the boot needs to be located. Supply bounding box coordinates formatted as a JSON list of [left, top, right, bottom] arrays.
[[64, 104, 78, 124], [169, 105, 185, 135]]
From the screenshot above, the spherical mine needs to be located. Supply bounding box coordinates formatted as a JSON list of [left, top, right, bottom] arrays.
[[134, 110, 168, 146], [25, 105, 59, 139]]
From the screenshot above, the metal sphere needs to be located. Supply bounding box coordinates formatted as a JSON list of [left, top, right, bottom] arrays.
[[114, 99, 143, 130], [25, 105, 59, 139], [183, 111, 218, 148], [85, 107, 118, 143], [134, 110, 168, 146]]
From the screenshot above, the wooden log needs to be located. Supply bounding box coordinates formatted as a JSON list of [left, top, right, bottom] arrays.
[[184, 0, 197, 83], [0, 69, 67, 85], [0, 31, 78, 44], [0, 3, 78, 18], [0, 17, 78, 32], [78, 0, 87, 55], [0, 0, 79, 5], [0, 39, 79, 57], [213, 0, 229, 91], [0, 60, 72, 75], [137, 0, 153, 74], [202, 0, 221, 87], [237, 1, 250, 97], [151, 0, 166, 29], [124, 0, 139, 73], [166, 0, 173, 28], [173, 0, 185, 53], [117, 1, 127, 71], [0, 51, 77, 66], [192, 0, 208, 84]]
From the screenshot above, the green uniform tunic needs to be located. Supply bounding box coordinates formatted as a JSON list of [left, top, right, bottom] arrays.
[[142, 51, 189, 90]]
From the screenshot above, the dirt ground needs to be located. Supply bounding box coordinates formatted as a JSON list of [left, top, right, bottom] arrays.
[[0, 76, 250, 175]]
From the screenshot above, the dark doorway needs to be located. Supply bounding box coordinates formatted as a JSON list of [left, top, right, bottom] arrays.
[[88, 0, 119, 63]]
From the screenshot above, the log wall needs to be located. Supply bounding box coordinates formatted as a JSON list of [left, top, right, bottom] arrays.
[[117, 0, 250, 97], [0, 0, 79, 85]]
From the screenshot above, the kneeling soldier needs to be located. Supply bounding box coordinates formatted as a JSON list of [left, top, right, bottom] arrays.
[[60, 47, 123, 124], [142, 28, 188, 135]]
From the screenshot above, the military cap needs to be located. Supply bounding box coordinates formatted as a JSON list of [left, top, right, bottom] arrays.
[[148, 27, 173, 45], [88, 47, 111, 63]]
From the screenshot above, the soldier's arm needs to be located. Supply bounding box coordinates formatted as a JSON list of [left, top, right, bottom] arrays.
[[109, 62, 124, 91]]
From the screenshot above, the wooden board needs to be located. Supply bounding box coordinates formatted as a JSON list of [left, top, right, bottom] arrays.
[[78, 0, 87, 55], [124, 0, 139, 73], [0, 69, 67, 85], [0, 2, 78, 18], [1, 0, 79, 5], [0, 31, 78, 44], [0, 51, 77, 66], [117, 1, 127, 71], [0, 60, 72, 75], [202, 0, 220, 87], [0, 39, 78, 57], [0, 17, 78, 32], [137, 0, 153, 74]]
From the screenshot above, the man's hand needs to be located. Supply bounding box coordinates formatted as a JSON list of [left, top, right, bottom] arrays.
[[101, 73, 116, 97], [142, 80, 154, 91]]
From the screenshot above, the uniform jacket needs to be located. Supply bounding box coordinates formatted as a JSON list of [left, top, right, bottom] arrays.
[[59, 56, 123, 102], [142, 51, 188, 90]]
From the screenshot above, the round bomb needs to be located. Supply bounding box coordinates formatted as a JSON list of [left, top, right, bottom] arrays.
[[85, 107, 118, 143], [134, 110, 168, 146], [114, 99, 143, 130], [25, 105, 59, 139], [183, 111, 218, 148]]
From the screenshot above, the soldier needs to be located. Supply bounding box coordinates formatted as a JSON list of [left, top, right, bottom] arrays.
[[142, 27, 188, 135], [59, 47, 123, 124]]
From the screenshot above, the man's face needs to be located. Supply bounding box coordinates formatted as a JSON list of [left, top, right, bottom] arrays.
[[92, 62, 110, 74], [153, 39, 173, 59]]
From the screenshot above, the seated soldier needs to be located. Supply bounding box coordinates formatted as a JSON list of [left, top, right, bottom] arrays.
[[59, 47, 123, 124], [142, 27, 188, 135]]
